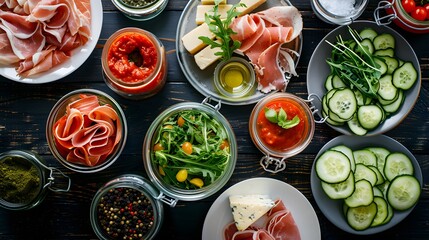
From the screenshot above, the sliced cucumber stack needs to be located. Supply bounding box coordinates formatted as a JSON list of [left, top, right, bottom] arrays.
[[315, 143, 421, 231], [323, 27, 418, 135]]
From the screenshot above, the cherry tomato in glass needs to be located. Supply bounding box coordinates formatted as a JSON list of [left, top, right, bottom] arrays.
[[412, 7, 428, 21], [402, 0, 416, 13], [424, 4, 429, 20]]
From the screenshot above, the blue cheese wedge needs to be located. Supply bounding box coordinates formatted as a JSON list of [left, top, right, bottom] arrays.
[[229, 195, 275, 231]]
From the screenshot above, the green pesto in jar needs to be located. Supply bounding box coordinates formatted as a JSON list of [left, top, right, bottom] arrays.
[[120, 0, 158, 8], [0, 156, 41, 204]]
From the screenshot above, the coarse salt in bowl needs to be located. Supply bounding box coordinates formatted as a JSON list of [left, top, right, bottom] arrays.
[[311, 0, 369, 25], [46, 89, 127, 173]]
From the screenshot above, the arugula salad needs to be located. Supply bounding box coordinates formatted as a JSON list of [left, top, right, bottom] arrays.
[[151, 109, 231, 190]]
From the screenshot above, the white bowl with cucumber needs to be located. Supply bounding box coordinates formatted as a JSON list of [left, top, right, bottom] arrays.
[[310, 135, 422, 234], [307, 21, 421, 136]]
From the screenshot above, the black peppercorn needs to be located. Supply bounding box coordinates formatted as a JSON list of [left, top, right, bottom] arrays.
[[97, 187, 155, 239]]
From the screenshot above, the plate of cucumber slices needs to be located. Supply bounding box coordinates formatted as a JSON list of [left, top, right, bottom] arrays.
[[311, 135, 423, 234], [307, 21, 421, 136]]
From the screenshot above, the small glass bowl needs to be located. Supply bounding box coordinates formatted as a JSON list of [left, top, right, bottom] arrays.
[[249, 93, 315, 173], [0, 150, 70, 210], [111, 0, 168, 21], [378, 0, 429, 33], [90, 174, 163, 240], [311, 0, 369, 25], [143, 101, 237, 201], [46, 89, 127, 173], [213, 57, 256, 99], [102, 27, 167, 100]]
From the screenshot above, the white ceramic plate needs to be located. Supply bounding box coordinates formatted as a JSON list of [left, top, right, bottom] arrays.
[[176, 0, 302, 105], [307, 21, 421, 136], [0, 0, 103, 84], [202, 177, 321, 240], [311, 135, 423, 235]]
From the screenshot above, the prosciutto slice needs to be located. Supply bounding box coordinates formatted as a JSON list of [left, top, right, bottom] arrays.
[[0, 0, 91, 77], [52, 94, 123, 167], [229, 6, 302, 93], [224, 200, 301, 240]]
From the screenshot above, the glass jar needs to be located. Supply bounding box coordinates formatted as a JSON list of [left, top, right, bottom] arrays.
[[374, 0, 429, 33], [111, 0, 168, 21], [102, 28, 167, 100], [0, 150, 71, 210], [311, 0, 369, 25], [46, 89, 127, 173], [213, 57, 256, 99], [249, 93, 316, 173], [143, 98, 237, 202], [90, 174, 163, 240]]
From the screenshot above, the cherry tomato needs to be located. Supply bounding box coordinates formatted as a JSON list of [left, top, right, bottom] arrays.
[[177, 116, 185, 127], [182, 141, 193, 155], [424, 4, 429, 20], [402, 0, 416, 13], [412, 6, 428, 21]]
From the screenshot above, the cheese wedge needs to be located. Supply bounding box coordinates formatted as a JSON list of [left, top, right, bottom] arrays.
[[181, 0, 267, 55], [201, 0, 226, 4], [229, 195, 275, 231], [196, 4, 232, 25], [194, 40, 222, 70]]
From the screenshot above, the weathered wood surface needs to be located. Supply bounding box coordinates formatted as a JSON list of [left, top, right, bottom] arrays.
[[0, 0, 428, 239]]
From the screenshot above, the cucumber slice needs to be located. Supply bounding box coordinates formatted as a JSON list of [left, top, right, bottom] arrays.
[[374, 48, 395, 57], [346, 202, 377, 231], [353, 149, 377, 167], [374, 57, 388, 75], [328, 88, 357, 121], [331, 145, 356, 172], [367, 147, 391, 179], [359, 28, 378, 41], [325, 74, 334, 91], [354, 164, 377, 186], [369, 166, 385, 185], [321, 172, 355, 199], [358, 38, 375, 55], [345, 179, 374, 207], [347, 114, 368, 136], [377, 75, 398, 101], [373, 186, 384, 197], [387, 175, 421, 211], [392, 62, 418, 90], [373, 33, 395, 50], [316, 150, 351, 183], [332, 75, 347, 88], [371, 196, 389, 227], [357, 105, 383, 130], [380, 56, 399, 75], [384, 152, 414, 181], [382, 90, 404, 114], [382, 201, 394, 225]]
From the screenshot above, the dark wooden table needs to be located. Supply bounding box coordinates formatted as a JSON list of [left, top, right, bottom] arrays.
[[0, 0, 428, 239]]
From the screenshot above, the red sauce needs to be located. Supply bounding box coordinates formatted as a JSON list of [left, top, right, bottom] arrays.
[[108, 32, 158, 83], [256, 98, 308, 152], [105, 31, 166, 96]]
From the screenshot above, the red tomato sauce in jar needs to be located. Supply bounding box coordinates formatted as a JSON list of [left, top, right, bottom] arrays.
[[256, 99, 308, 152], [108, 32, 157, 83], [102, 28, 167, 99]]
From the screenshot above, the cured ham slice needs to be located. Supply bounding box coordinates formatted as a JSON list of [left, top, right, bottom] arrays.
[[229, 6, 302, 93], [224, 200, 301, 240], [52, 94, 122, 167], [0, 0, 91, 77]]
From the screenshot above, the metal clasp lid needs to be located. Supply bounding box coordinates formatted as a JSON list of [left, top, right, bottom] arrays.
[[260, 155, 286, 173], [202, 96, 221, 111], [38, 161, 71, 192], [306, 93, 327, 124], [374, 0, 396, 26], [155, 192, 178, 207]]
